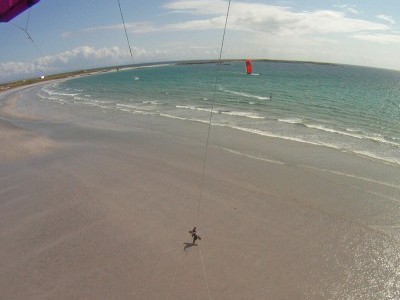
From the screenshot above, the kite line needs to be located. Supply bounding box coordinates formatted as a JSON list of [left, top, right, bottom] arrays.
[[193, 2, 232, 299], [117, 0, 135, 65], [115, 2, 232, 299], [10, 8, 43, 57], [195, 0, 232, 228]]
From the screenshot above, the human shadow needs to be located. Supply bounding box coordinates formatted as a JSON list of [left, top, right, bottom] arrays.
[[183, 242, 197, 252]]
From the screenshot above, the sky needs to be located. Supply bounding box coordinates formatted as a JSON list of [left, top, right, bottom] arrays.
[[1, 0, 400, 83]]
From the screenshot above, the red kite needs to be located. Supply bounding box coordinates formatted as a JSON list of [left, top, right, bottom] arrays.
[[245, 59, 252, 75]]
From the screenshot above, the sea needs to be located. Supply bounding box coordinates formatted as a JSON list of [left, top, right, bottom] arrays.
[[38, 61, 400, 167]]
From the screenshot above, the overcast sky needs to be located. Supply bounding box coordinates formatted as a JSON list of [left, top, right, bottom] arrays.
[[1, 0, 400, 83]]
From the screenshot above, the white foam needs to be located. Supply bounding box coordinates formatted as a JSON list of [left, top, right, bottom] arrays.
[[159, 113, 209, 124], [221, 125, 400, 166], [175, 105, 212, 113], [306, 124, 364, 139], [353, 150, 400, 166], [222, 111, 265, 119], [42, 87, 79, 97], [364, 134, 400, 147], [222, 89, 271, 100], [278, 117, 303, 124], [346, 128, 362, 133], [228, 125, 334, 147], [176, 105, 197, 110], [306, 124, 400, 147], [175, 105, 264, 119], [117, 103, 136, 109], [142, 100, 161, 105]]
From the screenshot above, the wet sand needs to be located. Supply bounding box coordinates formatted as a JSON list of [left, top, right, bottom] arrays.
[[1, 84, 400, 299]]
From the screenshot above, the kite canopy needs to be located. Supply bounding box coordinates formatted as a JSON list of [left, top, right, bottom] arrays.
[[0, 0, 40, 22], [245, 59, 252, 75]]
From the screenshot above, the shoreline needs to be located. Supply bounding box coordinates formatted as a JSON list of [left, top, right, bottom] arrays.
[[5, 57, 393, 92], [1, 78, 400, 299], [0, 62, 174, 92], [2, 82, 399, 197]]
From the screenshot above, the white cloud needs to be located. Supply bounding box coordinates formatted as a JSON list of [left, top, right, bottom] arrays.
[[163, 16, 226, 31], [63, 22, 158, 38], [333, 4, 360, 15], [376, 14, 396, 25], [163, 0, 228, 15], [347, 8, 359, 15], [7, 0, 398, 78], [35, 46, 130, 69], [159, 1, 388, 37], [0, 61, 36, 76], [352, 33, 400, 44], [0, 46, 152, 82], [65, 1, 388, 38]]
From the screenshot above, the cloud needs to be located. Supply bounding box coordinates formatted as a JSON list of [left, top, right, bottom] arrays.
[[333, 4, 360, 15], [0, 46, 149, 82], [376, 14, 396, 25], [64, 1, 388, 38], [163, 0, 228, 15], [346, 8, 359, 15], [0, 61, 36, 76], [163, 16, 226, 31], [352, 33, 400, 44], [63, 22, 157, 38], [159, 1, 388, 37], [35, 46, 130, 69]]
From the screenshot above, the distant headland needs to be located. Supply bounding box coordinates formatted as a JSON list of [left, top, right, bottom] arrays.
[[0, 59, 339, 91]]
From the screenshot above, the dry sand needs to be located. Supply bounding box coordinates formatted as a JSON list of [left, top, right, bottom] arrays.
[[1, 85, 400, 299]]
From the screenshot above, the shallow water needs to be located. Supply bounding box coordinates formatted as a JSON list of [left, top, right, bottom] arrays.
[[39, 62, 400, 167], [2, 75, 400, 299]]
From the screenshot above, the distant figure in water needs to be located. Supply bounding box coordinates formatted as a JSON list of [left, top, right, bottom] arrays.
[[189, 227, 201, 244]]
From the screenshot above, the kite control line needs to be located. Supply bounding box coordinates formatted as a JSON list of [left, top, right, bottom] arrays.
[[117, 0, 134, 65], [195, 0, 232, 228], [10, 8, 43, 57]]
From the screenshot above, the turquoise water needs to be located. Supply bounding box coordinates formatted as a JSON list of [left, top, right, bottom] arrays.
[[39, 61, 400, 165]]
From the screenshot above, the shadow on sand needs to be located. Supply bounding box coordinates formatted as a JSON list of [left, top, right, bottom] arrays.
[[183, 242, 197, 252]]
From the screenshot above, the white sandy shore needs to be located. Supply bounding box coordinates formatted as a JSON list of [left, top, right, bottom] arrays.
[[1, 84, 400, 299]]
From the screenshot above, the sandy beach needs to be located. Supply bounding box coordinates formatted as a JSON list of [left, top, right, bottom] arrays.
[[1, 82, 400, 299]]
